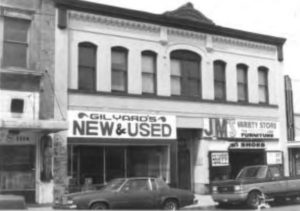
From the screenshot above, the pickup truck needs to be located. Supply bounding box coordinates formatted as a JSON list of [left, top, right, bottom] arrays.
[[211, 165, 300, 209]]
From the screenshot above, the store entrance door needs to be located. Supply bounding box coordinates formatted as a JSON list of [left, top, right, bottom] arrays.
[[178, 149, 191, 190], [229, 149, 266, 179]]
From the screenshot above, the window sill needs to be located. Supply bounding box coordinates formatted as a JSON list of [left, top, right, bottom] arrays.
[[0, 66, 43, 76], [68, 89, 278, 108]]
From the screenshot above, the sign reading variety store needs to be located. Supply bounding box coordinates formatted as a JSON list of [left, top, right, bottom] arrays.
[[68, 110, 177, 139], [203, 118, 280, 139]]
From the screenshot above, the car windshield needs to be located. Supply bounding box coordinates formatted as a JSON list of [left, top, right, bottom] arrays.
[[102, 178, 126, 191], [236, 166, 267, 179]]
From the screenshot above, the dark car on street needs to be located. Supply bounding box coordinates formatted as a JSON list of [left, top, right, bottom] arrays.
[[54, 177, 196, 210]]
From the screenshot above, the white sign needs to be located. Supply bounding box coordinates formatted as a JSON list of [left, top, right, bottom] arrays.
[[203, 118, 280, 139], [68, 110, 177, 139], [211, 152, 229, 167], [267, 152, 282, 165]]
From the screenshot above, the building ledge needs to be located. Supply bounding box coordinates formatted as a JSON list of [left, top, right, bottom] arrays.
[[0, 119, 68, 133]]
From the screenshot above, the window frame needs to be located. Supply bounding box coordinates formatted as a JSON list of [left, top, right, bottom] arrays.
[[2, 17, 30, 68], [258, 66, 269, 104], [237, 64, 248, 102], [141, 50, 157, 95], [78, 42, 97, 91], [213, 60, 226, 101], [111, 46, 128, 93], [170, 50, 201, 98]]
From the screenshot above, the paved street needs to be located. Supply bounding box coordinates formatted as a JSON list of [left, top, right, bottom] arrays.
[[182, 198, 300, 211]]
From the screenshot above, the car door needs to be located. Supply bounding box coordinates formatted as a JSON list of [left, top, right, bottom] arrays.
[[262, 166, 287, 196], [116, 179, 155, 209]]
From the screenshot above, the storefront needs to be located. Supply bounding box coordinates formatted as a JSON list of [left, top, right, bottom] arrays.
[[0, 120, 67, 203], [204, 118, 283, 181], [67, 110, 177, 192]]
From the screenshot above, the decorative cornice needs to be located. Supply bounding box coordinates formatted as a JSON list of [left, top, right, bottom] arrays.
[[69, 10, 160, 33], [212, 35, 276, 52], [167, 27, 206, 40]]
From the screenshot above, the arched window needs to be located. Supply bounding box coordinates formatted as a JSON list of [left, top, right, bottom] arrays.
[[111, 46, 128, 92], [237, 64, 248, 102], [78, 42, 97, 91], [141, 50, 157, 94], [214, 60, 226, 101], [170, 50, 201, 97], [258, 66, 269, 103]]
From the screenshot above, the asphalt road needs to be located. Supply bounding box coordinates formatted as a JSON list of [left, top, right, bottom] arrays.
[[185, 198, 300, 211]]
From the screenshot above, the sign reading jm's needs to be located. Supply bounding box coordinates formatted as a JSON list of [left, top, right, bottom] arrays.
[[203, 118, 280, 139], [68, 110, 177, 139]]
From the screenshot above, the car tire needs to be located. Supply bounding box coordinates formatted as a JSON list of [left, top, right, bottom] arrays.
[[90, 202, 108, 210], [246, 191, 263, 209], [163, 199, 178, 210]]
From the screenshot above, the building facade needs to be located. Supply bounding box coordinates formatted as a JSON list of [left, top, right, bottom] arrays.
[[52, 0, 287, 202], [0, 0, 67, 204]]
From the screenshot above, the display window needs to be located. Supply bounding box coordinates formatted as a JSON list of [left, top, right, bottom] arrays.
[[68, 145, 170, 192], [0, 146, 35, 201]]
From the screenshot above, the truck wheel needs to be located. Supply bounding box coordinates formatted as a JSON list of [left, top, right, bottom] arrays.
[[163, 199, 178, 210], [246, 191, 263, 209], [90, 202, 108, 210]]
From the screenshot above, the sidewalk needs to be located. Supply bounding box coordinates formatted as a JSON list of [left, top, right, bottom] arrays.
[[182, 194, 217, 210], [27, 195, 217, 210]]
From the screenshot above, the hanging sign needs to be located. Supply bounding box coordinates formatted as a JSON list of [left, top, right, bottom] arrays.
[[211, 152, 229, 167], [68, 110, 177, 139], [203, 118, 280, 139]]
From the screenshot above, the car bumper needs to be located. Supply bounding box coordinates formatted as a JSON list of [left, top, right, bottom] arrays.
[[212, 192, 248, 204], [53, 203, 77, 209]]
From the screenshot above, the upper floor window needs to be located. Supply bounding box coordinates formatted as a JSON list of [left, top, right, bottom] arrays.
[[214, 60, 226, 101], [111, 47, 128, 92], [170, 50, 201, 97], [142, 51, 156, 94], [258, 66, 269, 104], [78, 42, 97, 91], [3, 17, 30, 68], [237, 64, 248, 102]]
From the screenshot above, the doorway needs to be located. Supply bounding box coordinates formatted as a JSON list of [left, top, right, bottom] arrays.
[[229, 149, 266, 178]]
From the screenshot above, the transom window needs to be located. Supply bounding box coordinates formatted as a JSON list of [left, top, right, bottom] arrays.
[[170, 50, 201, 97], [258, 66, 269, 104], [111, 47, 128, 92], [3, 17, 30, 68], [78, 42, 97, 91], [214, 60, 226, 101], [237, 64, 248, 102]]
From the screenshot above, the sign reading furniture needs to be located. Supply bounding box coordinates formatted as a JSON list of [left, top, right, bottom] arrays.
[[68, 110, 177, 139], [203, 118, 280, 139]]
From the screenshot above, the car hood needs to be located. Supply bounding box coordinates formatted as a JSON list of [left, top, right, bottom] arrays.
[[211, 178, 263, 186]]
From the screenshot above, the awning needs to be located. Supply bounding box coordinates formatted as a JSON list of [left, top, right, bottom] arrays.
[[0, 119, 68, 133]]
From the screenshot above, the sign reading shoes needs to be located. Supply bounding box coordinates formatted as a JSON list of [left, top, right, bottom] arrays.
[[68, 110, 177, 139]]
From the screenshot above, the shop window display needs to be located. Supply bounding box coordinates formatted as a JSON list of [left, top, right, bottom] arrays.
[[67, 145, 170, 192]]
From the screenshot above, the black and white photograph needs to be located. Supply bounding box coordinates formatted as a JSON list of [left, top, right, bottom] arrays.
[[0, 0, 299, 210]]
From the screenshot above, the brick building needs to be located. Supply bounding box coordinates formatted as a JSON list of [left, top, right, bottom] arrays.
[[0, 0, 67, 203]]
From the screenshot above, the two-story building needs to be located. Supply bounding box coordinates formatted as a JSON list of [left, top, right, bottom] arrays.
[[0, 0, 67, 204], [52, 0, 287, 202]]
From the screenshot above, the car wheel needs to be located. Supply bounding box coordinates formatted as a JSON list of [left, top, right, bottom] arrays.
[[246, 191, 263, 209], [163, 199, 178, 210], [90, 202, 108, 210]]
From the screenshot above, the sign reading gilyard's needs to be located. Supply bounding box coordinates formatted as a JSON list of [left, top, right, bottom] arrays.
[[68, 110, 177, 139], [203, 118, 280, 139]]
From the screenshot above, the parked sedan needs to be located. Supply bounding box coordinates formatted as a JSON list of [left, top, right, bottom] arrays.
[[55, 177, 196, 210]]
